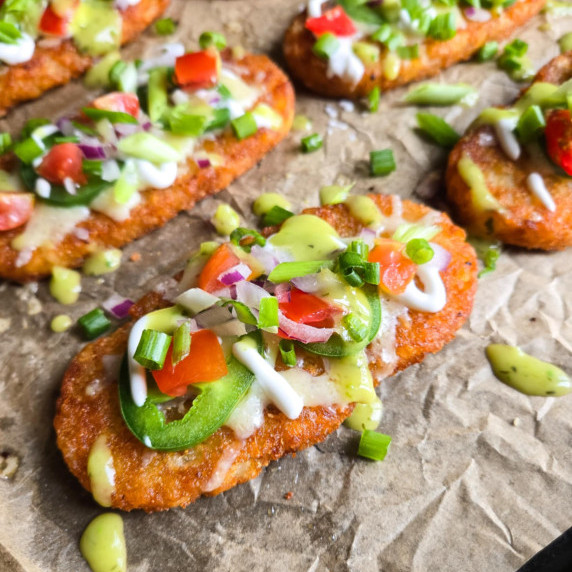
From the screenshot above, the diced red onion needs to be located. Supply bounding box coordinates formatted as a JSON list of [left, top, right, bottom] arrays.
[[427, 243, 451, 271], [197, 158, 211, 169], [358, 227, 377, 248], [102, 294, 134, 319], [79, 144, 107, 160], [463, 6, 491, 21], [218, 263, 251, 286], [278, 312, 334, 343], [274, 283, 291, 303], [250, 245, 279, 275], [57, 117, 74, 136], [235, 281, 271, 308], [115, 123, 140, 138], [291, 274, 321, 293], [195, 305, 234, 328]]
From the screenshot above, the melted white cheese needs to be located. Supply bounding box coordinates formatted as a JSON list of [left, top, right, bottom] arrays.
[[90, 187, 142, 222]]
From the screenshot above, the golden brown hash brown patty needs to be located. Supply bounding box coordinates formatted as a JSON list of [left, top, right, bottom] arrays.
[[0, 52, 295, 282], [0, 0, 170, 116], [54, 195, 477, 512], [283, 0, 546, 99], [446, 51, 572, 250]]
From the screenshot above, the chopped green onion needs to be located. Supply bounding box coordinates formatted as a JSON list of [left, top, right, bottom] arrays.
[[168, 105, 208, 136], [147, 67, 169, 124], [109, 60, 137, 93], [338, 250, 364, 271], [78, 308, 112, 341], [475, 41, 499, 62], [133, 329, 172, 370], [13, 137, 44, 164], [396, 44, 419, 60], [252, 192, 292, 216], [301, 133, 323, 153], [567, 93, 572, 113], [85, 51, 121, 88], [261, 205, 294, 227], [279, 339, 296, 367], [231, 112, 258, 140], [385, 30, 405, 52], [82, 159, 103, 177], [343, 268, 364, 287], [220, 299, 257, 325], [469, 237, 501, 278], [172, 322, 191, 366], [416, 112, 460, 148], [371, 23, 392, 43], [207, 108, 231, 131], [22, 118, 51, 139], [312, 32, 340, 59], [405, 238, 434, 265], [199, 31, 227, 50], [559, 32, 572, 54], [392, 222, 440, 243], [82, 108, 138, 124], [217, 84, 232, 99], [319, 183, 354, 205], [268, 260, 333, 283], [428, 12, 456, 41], [343, 313, 368, 342], [363, 262, 380, 285], [498, 39, 533, 82], [516, 105, 546, 143], [229, 227, 266, 252], [0, 133, 11, 154], [113, 161, 138, 204], [370, 149, 396, 176], [258, 297, 279, 329], [71, 121, 98, 136], [212, 204, 240, 236], [0, 21, 21, 44], [155, 17, 177, 36], [117, 132, 180, 163], [367, 86, 380, 113], [358, 430, 392, 461], [403, 83, 477, 106], [348, 239, 368, 259], [504, 38, 528, 58], [53, 136, 80, 144]]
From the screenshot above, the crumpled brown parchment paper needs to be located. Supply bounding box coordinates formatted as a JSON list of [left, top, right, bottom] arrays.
[[1, 1, 572, 570]]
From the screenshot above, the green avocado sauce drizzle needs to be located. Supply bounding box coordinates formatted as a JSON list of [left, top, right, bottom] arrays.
[[486, 344, 572, 397], [80, 513, 127, 572]]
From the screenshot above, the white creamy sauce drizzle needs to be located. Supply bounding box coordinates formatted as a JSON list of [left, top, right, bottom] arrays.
[[128, 315, 151, 407], [135, 159, 178, 189], [526, 173, 556, 212], [394, 264, 447, 313], [494, 117, 521, 161], [307, 0, 327, 17], [0, 33, 35, 65], [327, 37, 365, 86]]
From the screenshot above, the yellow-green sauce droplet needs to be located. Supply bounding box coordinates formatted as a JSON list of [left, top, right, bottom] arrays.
[[50, 266, 82, 305], [71, 1, 122, 56], [83, 249, 122, 276], [329, 351, 377, 404], [252, 193, 291, 217], [319, 183, 354, 206], [51, 314, 73, 333], [344, 195, 383, 229], [559, 32, 572, 53], [486, 344, 572, 397], [80, 513, 126, 572], [87, 434, 116, 507], [212, 204, 240, 236], [457, 155, 503, 213], [383, 52, 401, 80], [292, 115, 312, 132], [345, 397, 383, 431]]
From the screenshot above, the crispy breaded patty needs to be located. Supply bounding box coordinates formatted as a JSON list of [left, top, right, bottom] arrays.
[[0, 0, 170, 116], [54, 196, 477, 512], [283, 0, 545, 99], [0, 52, 295, 282], [446, 52, 572, 251]]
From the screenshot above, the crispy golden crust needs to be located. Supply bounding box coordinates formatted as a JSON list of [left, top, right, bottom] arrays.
[[283, 0, 545, 99], [446, 52, 572, 250], [0, 0, 170, 116], [0, 53, 295, 282], [54, 195, 477, 512]]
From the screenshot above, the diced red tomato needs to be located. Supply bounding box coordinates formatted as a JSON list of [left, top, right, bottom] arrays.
[[174, 49, 219, 88], [368, 239, 417, 295], [0, 192, 34, 231], [39, 5, 73, 37], [279, 287, 342, 329], [198, 243, 242, 293], [36, 143, 86, 185], [305, 6, 357, 37], [545, 109, 572, 176], [152, 329, 228, 396], [90, 92, 140, 118]]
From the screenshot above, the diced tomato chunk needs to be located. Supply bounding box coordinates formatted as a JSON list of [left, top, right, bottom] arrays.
[[36, 143, 86, 185], [545, 109, 572, 176], [368, 239, 417, 295], [39, 5, 73, 37], [198, 243, 242, 293], [279, 287, 342, 328], [174, 50, 219, 88], [305, 6, 357, 37], [152, 329, 228, 396], [90, 92, 140, 118], [0, 192, 34, 231]]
